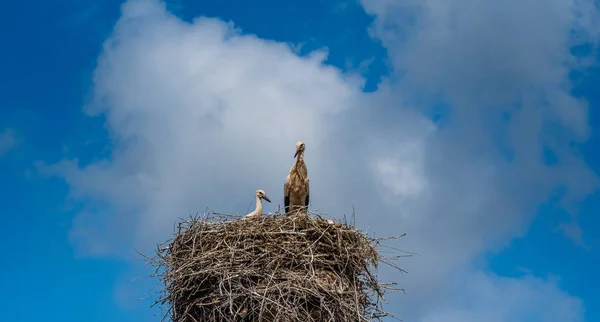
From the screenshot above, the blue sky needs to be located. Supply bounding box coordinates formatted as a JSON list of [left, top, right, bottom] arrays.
[[1, 0, 599, 321]]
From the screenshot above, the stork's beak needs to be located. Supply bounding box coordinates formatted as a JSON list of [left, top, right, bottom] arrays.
[[294, 149, 299, 158], [262, 195, 271, 203]]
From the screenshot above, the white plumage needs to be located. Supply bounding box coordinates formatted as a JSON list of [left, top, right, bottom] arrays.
[[245, 189, 271, 218]]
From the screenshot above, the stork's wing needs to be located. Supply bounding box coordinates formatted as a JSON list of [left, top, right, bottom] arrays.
[[305, 178, 310, 207], [284, 176, 290, 214]]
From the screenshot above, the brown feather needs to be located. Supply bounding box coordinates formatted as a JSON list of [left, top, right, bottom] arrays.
[[284, 144, 309, 216]]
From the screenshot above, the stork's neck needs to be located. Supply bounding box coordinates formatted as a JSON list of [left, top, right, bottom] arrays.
[[296, 152, 304, 163], [254, 195, 263, 215]]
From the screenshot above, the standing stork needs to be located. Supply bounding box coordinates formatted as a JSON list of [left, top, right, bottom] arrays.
[[245, 189, 271, 218], [284, 141, 310, 216]]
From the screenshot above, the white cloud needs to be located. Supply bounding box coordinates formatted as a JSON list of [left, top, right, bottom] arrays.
[[360, 0, 600, 242], [45, 0, 599, 319], [0, 128, 15, 156], [52, 0, 366, 254], [421, 271, 583, 322]]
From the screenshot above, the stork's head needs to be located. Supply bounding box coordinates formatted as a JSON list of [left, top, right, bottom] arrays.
[[256, 189, 271, 203], [294, 141, 306, 158]]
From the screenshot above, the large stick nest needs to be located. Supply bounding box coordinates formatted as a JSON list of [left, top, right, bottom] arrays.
[[147, 212, 405, 322]]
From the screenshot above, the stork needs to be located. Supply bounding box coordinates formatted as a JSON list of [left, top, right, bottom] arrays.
[[284, 141, 310, 216], [245, 189, 271, 218]]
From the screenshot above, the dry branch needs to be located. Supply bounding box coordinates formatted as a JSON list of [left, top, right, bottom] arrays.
[[146, 211, 406, 322]]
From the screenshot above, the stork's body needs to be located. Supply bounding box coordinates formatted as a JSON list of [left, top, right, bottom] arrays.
[[245, 189, 271, 218], [284, 142, 310, 216]]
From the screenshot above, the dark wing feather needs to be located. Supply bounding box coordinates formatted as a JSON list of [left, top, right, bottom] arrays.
[[305, 179, 310, 207], [284, 178, 290, 214], [284, 196, 290, 214]]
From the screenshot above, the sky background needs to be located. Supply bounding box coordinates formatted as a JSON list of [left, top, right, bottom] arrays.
[[1, 0, 600, 321]]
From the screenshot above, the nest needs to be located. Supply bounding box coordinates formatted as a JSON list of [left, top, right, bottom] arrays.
[[147, 212, 405, 322]]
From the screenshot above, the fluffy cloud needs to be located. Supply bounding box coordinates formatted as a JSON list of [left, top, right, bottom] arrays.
[[421, 271, 583, 322], [46, 0, 599, 319], [50, 0, 368, 255], [361, 0, 600, 242]]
